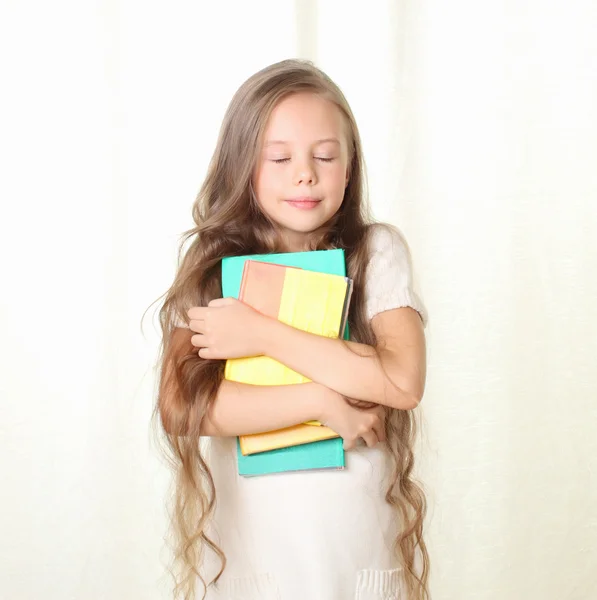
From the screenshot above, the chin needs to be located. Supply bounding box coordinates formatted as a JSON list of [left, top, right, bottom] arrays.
[[281, 221, 326, 234]]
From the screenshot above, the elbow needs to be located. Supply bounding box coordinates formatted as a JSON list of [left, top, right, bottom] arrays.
[[197, 414, 220, 437], [381, 386, 424, 411], [400, 379, 425, 410], [159, 397, 219, 438], [377, 362, 425, 410], [402, 390, 423, 410], [390, 374, 425, 411]]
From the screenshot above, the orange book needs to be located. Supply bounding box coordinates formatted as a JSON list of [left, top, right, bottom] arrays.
[[239, 423, 340, 456]]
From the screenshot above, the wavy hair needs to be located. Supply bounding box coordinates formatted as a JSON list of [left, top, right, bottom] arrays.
[[153, 58, 429, 600]]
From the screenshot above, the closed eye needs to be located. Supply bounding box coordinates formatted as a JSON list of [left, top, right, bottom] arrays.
[[270, 157, 335, 164]]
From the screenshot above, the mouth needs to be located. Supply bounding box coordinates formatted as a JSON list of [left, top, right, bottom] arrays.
[[285, 197, 322, 210]]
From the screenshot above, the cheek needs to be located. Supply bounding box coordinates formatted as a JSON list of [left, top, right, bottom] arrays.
[[254, 164, 281, 196], [327, 163, 349, 191]]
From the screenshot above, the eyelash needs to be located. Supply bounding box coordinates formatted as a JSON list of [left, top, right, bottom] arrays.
[[271, 157, 334, 164]]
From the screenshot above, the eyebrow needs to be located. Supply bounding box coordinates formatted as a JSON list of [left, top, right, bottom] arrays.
[[264, 138, 341, 147]]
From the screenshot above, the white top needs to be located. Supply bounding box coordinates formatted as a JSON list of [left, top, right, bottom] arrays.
[[198, 224, 427, 600]]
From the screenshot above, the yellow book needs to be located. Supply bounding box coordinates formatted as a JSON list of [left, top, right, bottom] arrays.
[[224, 261, 352, 455]]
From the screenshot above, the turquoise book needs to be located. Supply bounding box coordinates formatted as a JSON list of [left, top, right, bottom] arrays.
[[221, 248, 349, 477]]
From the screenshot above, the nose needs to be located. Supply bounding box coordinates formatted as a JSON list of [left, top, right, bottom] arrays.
[[293, 160, 317, 186]]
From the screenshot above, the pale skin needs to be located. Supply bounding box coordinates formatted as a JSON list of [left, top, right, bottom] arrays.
[[189, 299, 425, 409], [162, 92, 426, 450], [187, 300, 426, 450]]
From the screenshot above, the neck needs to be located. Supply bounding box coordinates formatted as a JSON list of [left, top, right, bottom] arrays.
[[279, 232, 312, 253], [278, 225, 329, 253]]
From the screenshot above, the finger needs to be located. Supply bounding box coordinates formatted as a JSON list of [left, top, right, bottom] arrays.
[[190, 334, 208, 348], [372, 418, 386, 444], [208, 297, 236, 307], [187, 307, 207, 320], [189, 319, 206, 334], [343, 437, 357, 451], [361, 430, 380, 448], [198, 347, 214, 360], [372, 408, 387, 443]]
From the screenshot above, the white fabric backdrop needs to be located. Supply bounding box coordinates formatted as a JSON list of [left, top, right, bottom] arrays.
[[1, 1, 595, 599]]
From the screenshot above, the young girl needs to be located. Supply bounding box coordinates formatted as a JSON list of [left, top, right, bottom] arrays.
[[156, 59, 429, 600]]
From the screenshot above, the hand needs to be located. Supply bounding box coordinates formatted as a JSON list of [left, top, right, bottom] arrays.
[[318, 387, 387, 451], [188, 298, 266, 360]]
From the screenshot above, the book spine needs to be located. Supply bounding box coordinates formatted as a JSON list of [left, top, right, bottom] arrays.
[[238, 260, 252, 301], [339, 278, 354, 338]]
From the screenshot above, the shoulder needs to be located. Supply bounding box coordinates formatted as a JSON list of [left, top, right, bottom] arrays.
[[366, 222, 412, 264], [362, 222, 428, 327], [364, 222, 415, 282]]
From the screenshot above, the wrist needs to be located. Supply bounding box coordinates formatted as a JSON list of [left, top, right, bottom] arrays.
[[255, 312, 281, 356], [311, 383, 338, 425]]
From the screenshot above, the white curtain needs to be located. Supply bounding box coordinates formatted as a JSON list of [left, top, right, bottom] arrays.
[[2, 1, 595, 599]]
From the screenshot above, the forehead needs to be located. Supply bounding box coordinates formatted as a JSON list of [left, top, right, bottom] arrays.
[[263, 92, 346, 144]]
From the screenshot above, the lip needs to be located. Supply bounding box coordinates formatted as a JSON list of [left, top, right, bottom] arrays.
[[285, 197, 322, 210]]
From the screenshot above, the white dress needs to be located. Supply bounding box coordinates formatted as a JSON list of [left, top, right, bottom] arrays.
[[200, 224, 428, 600]]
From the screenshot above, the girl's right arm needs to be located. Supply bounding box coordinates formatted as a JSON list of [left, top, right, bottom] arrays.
[[159, 328, 385, 448], [201, 379, 327, 437]]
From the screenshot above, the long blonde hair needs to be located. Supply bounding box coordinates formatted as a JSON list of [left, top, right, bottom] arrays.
[[153, 58, 429, 600]]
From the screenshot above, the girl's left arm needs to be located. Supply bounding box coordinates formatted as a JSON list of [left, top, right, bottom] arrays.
[[188, 296, 426, 410], [259, 306, 426, 410]]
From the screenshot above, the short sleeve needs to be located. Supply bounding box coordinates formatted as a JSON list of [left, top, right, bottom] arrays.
[[364, 224, 428, 327]]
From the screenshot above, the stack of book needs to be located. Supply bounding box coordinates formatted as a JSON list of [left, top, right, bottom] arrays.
[[221, 248, 352, 477]]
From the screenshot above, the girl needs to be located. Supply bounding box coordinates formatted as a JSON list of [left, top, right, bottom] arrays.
[[156, 59, 429, 600]]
